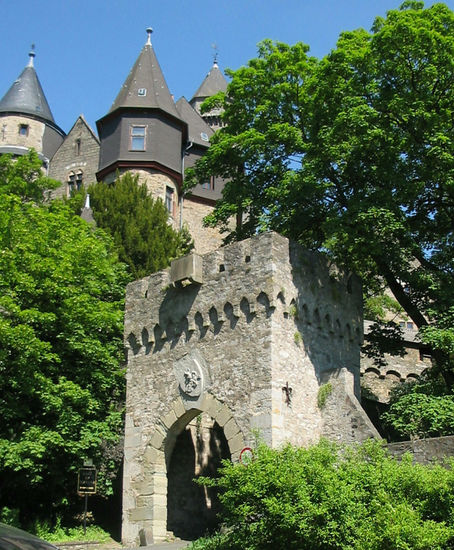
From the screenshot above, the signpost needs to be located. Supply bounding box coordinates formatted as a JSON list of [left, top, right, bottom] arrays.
[[77, 463, 97, 535]]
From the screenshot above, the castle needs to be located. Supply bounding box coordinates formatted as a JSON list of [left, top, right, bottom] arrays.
[[0, 29, 228, 254], [0, 28, 430, 409], [0, 28, 436, 544]]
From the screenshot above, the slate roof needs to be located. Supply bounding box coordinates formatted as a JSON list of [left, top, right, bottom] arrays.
[[175, 96, 213, 147], [191, 62, 228, 101], [109, 30, 181, 121], [0, 51, 55, 123]]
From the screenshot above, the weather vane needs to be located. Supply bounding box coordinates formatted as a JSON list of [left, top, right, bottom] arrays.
[[211, 42, 219, 64]]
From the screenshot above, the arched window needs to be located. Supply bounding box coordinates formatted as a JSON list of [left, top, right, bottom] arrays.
[[67, 171, 83, 195], [67, 172, 76, 195], [76, 171, 83, 190]]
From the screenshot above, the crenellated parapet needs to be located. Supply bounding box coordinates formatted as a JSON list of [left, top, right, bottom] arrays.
[[125, 289, 364, 358]]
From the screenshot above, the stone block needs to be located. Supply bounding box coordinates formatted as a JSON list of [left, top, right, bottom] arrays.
[[172, 398, 186, 419], [216, 406, 233, 427], [130, 507, 152, 522], [149, 427, 166, 450], [224, 418, 240, 439], [170, 254, 203, 284], [161, 409, 177, 430], [228, 432, 245, 455], [139, 528, 153, 546]]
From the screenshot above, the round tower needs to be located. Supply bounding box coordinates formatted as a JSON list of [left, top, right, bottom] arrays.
[[0, 47, 65, 168], [96, 28, 187, 226]]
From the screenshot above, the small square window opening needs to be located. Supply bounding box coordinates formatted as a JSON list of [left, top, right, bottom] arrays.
[[165, 186, 174, 214], [130, 126, 146, 151], [19, 124, 29, 136]]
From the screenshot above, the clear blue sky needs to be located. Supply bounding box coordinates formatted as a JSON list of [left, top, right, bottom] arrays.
[[1, 0, 453, 134]]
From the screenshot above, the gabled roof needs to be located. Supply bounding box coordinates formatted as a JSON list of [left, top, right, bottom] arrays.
[[175, 96, 213, 147], [0, 50, 55, 124], [191, 61, 228, 101], [67, 114, 100, 144], [109, 28, 181, 121]]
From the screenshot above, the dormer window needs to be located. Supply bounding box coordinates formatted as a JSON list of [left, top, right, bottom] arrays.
[[138, 88, 147, 96], [19, 124, 29, 137], [130, 125, 146, 151], [201, 176, 215, 190]]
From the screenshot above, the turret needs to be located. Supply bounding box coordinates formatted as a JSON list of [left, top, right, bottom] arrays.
[[0, 47, 65, 167], [190, 58, 228, 131], [96, 28, 187, 222]]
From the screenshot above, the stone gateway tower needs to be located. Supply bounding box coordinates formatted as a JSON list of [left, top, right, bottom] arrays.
[[122, 232, 378, 544]]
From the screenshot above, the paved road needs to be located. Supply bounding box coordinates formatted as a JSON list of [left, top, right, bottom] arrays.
[[129, 543, 190, 549]]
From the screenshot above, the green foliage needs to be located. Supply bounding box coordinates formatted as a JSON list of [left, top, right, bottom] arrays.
[[0, 150, 59, 203], [86, 173, 193, 279], [382, 377, 454, 439], [32, 518, 111, 543], [317, 383, 332, 409], [0, 155, 130, 523], [187, 3, 454, 385], [362, 321, 407, 367], [192, 440, 454, 549], [0, 507, 20, 527]]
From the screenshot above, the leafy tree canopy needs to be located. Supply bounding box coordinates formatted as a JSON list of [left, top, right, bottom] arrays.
[[0, 151, 60, 203], [0, 153, 130, 524], [82, 173, 193, 279], [192, 440, 454, 550], [186, 2, 454, 385]]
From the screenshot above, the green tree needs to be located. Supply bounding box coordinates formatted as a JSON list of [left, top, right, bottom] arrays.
[[0, 154, 130, 525], [191, 440, 454, 550], [382, 377, 454, 439], [186, 2, 454, 385], [86, 173, 192, 279], [0, 150, 59, 203]]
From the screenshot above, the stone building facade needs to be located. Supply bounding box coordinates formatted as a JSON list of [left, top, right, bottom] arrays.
[[49, 115, 100, 198], [122, 232, 378, 544]]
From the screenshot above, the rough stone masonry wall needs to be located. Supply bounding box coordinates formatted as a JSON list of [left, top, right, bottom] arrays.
[[122, 232, 378, 544], [266, 239, 378, 445], [181, 197, 224, 255], [0, 114, 45, 154], [49, 117, 100, 198]]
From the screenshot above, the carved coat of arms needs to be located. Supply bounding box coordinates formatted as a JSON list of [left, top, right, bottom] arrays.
[[173, 351, 206, 399]]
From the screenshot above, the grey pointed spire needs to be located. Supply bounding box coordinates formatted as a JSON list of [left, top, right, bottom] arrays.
[[191, 61, 228, 102], [0, 48, 55, 123], [109, 28, 181, 120]]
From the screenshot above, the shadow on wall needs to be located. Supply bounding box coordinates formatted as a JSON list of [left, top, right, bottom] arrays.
[[166, 414, 230, 540]]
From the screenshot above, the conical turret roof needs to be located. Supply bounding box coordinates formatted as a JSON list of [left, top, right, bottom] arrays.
[[191, 61, 228, 101], [109, 28, 181, 121], [0, 49, 55, 123]]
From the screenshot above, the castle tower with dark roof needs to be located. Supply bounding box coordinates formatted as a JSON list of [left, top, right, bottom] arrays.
[[95, 29, 229, 252], [0, 48, 65, 167], [96, 28, 187, 225], [190, 60, 228, 131]]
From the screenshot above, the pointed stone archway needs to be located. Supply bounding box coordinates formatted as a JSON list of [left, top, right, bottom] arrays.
[[135, 395, 244, 543]]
